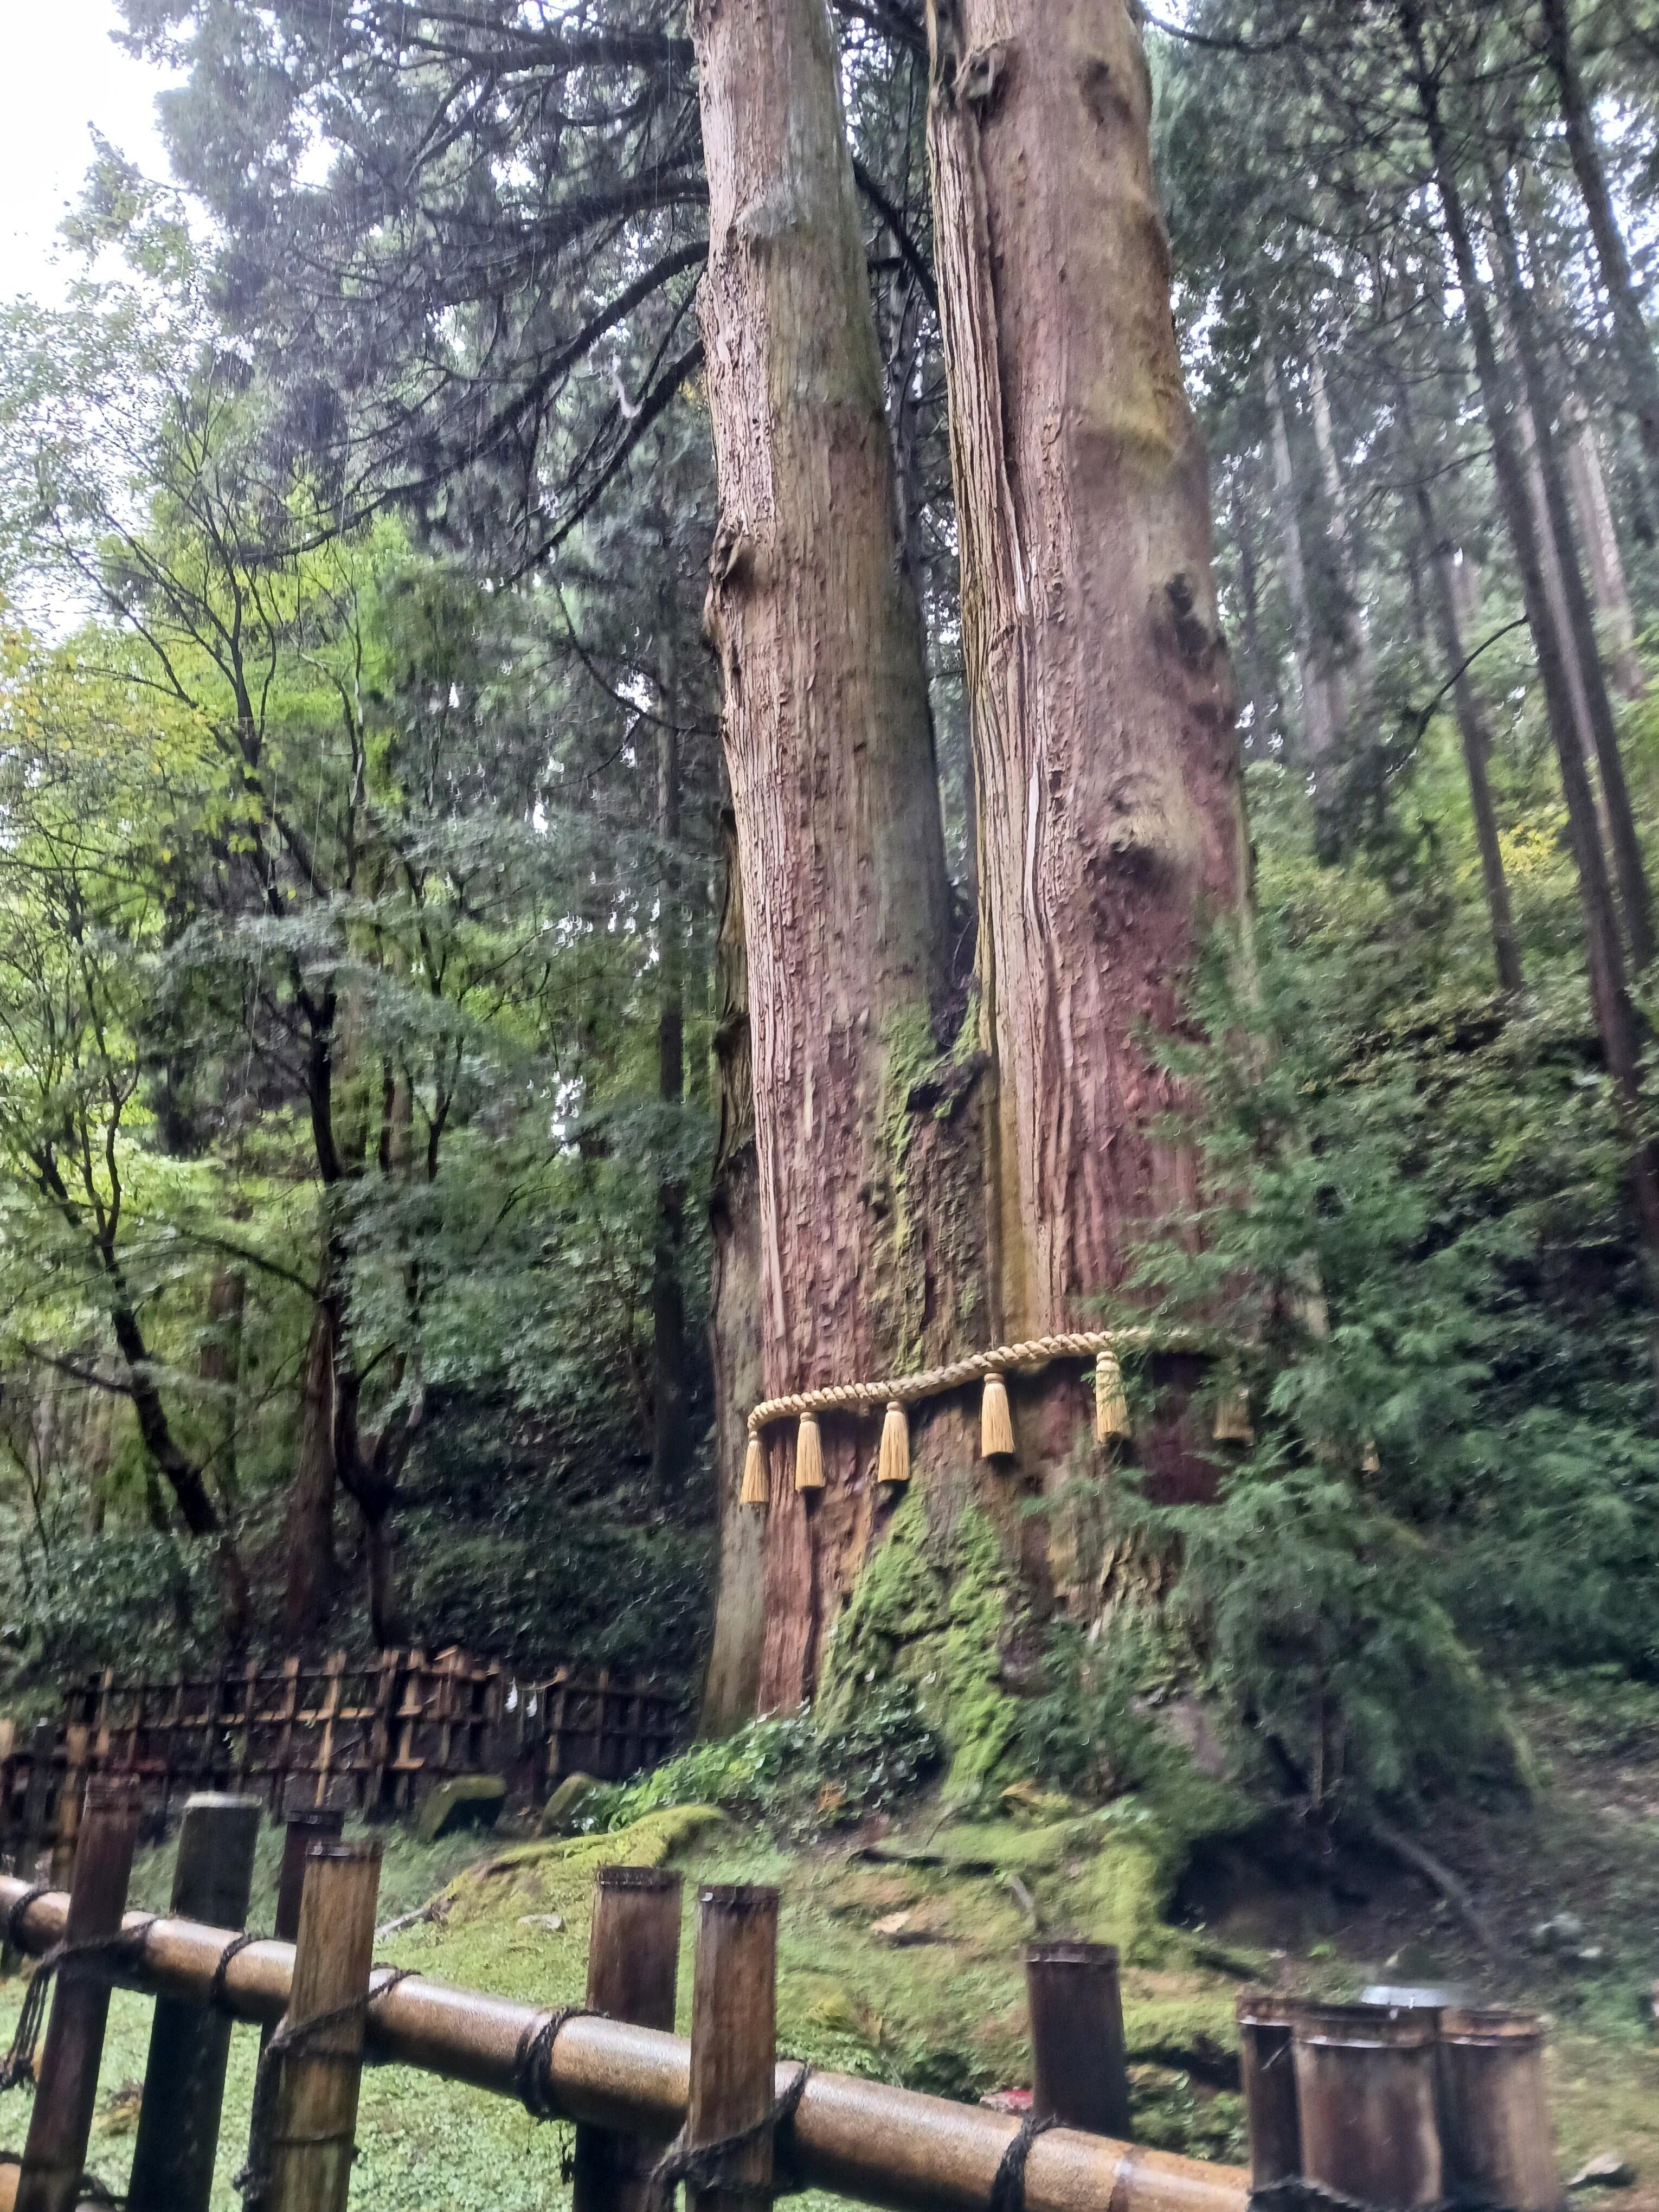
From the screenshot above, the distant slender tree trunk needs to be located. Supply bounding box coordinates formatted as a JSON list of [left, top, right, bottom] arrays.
[[1265, 357, 1341, 822], [650, 619, 691, 1499], [199, 1264, 245, 1512], [1308, 356, 1373, 716], [1486, 172, 1654, 971], [1411, 465, 1525, 996], [925, 0, 1249, 1345], [692, 0, 981, 1711], [1564, 395, 1644, 698], [1401, 0, 1659, 1286], [1539, 0, 1659, 490], [1230, 461, 1278, 751], [284, 1295, 337, 1637]]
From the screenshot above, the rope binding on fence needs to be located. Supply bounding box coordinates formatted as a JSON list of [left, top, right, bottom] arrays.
[[988, 2110, 1062, 2212], [233, 1963, 416, 2208], [741, 1327, 1253, 1504], [513, 2003, 592, 2121], [644, 2061, 813, 2211], [0, 1915, 158, 2097]]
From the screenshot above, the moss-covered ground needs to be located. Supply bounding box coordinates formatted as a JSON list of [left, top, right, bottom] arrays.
[[1, 1672, 1656, 2210]]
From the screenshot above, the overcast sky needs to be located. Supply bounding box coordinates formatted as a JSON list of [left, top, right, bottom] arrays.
[[0, 0, 182, 307]]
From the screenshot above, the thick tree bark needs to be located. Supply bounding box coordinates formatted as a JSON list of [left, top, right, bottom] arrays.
[[1265, 358, 1342, 826], [284, 1294, 337, 1638], [701, 810, 767, 1733], [1400, 1, 1659, 1282], [692, 0, 976, 1711], [925, 0, 1250, 1336], [650, 623, 692, 1499], [1539, 0, 1659, 490]]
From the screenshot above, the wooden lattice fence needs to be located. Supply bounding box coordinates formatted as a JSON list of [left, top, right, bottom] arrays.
[[0, 1647, 683, 1868]]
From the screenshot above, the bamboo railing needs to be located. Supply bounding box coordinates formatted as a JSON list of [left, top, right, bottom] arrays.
[[0, 1862, 1248, 2212]]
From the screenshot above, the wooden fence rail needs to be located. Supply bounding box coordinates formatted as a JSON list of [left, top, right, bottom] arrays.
[[0, 1649, 683, 1871], [0, 1805, 1561, 2212], [0, 1853, 1249, 2212]]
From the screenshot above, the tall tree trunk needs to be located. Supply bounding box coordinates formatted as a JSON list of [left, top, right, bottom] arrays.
[[701, 808, 767, 1733], [1265, 356, 1342, 828], [1230, 459, 1279, 753], [926, 0, 1250, 1340], [1308, 356, 1373, 718], [284, 1294, 337, 1637], [1539, 0, 1659, 491], [1411, 467, 1525, 996], [1400, 0, 1659, 1288], [692, 0, 977, 1712], [651, 619, 691, 1499], [198, 1264, 245, 1513], [1486, 171, 1655, 972], [1564, 393, 1644, 698]]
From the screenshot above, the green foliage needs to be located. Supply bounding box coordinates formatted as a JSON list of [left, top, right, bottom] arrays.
[[1113, 815, 1659, 1814], [580, 1681, 942, 1838]]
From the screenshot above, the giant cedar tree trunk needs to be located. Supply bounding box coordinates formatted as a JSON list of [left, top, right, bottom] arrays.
[[701, 808, 767, 1732], [692, 0, 981, 1711], [925, 0, 1250, 1345]]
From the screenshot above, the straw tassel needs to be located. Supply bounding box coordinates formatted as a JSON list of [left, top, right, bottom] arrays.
[[981, 1370, 1015, 1459], [878, 1400, 911, 1487], [1361, 1440, 1381, 1476], [1095, 1351, 1131, 1443], [741, 1426, 769, 1508], [794, 1411, 825, 1493], [1213, 1387, 1255, 1445]]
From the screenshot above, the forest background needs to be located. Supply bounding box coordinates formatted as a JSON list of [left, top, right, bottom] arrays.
[[1, 0, 1658, 1847]]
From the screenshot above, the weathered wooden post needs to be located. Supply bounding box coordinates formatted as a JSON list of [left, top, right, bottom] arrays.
[[15, 1773, 144, 2212], [47, 1731, 89, 1893], [254, 1835, 382, 2212], [1236, 1990, 1302, 2190], [17, 1722, 57, 1883], [687, 1885, 779, 2212], [1291, 2002, 1443, 2212], [573, 1867, 685, 2212], [1024, 1940, 1130, 2142], [126, 1793, 262, 2212], [1436, 2007, 1561, 2212], [262, 1804, 345, 2059]]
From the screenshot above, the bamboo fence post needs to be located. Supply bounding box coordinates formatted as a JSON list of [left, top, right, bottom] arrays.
[[1291, 2002, 1443, 2212], [126, 1793, 262, 2212], [687, 1885, 779, 2212], [547, 1668, 570, 1794], [47, 1731, 88, 1893], [573, 1867, 685, 2212], [257, 1836, 382, 2212], [261, 1805, 345, 2061], [1236, 1992, 1302, 2191], [1025, 1942, 1130, 2142], [1436, 2008, 1561, 2212], [15, 1773, 144, 2212]]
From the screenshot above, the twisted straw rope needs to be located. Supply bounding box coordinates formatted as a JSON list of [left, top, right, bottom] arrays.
[[746, 1327, 1212, 1435]]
